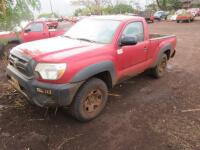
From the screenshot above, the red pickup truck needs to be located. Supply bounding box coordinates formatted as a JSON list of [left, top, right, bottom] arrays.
[[6, 16, 176, 121], [0, 20, 66, 57]]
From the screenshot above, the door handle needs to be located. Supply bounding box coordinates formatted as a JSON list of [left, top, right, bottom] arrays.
[[144, 47, 148, 51]]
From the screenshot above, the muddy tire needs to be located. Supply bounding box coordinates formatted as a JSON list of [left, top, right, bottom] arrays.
[[69, 78, 108, 122], [150, 54, 168, 78]]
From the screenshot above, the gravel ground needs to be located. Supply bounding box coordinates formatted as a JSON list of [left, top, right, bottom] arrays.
[[0, 20, 200, 150]]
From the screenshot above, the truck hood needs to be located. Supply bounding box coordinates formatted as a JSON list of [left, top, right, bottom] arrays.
[[0, 31, 17, 39], [12, 36, 104, 61]]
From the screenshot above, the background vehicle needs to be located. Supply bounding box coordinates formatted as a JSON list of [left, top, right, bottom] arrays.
[[45, 20, 59, 29], [176, 11, 194, 23], [71, 16, 88, 23], [0, 20, 72, 58], [154, 11, 169, 21], [187, 8, 200, 17], [138, 11, 155, 23], [169, 9, 186, 21], [7, 16, 176, 121]]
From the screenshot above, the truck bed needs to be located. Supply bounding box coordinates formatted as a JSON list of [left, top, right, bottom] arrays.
[[150, 34, 176, 40]]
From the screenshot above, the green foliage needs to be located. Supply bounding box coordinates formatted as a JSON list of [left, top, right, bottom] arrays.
[[112, 4, 133, 14], [38, 13, 59, 19], [74, 3, 134, 16], [156, 0, 182, 10], [146, 3, 158, 11], [0, 0, 41, 31], [191, 3, 200, 8], [167, 0, 182, 10]]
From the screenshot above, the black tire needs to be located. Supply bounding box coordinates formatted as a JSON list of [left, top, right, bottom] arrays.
[[150, 54, 168, 78], [177, 20, 180, 23], [69, 78, 108, 122]]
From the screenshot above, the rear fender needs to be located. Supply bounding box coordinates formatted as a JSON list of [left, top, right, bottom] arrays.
[[70, 61, 116, 86], [151, 43, 172, 67]]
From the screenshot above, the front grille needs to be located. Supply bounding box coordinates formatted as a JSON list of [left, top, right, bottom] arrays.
[[9, 54, 34, 77]]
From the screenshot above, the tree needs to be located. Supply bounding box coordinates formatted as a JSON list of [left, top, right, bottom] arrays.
[[73, 3, 134, 16], [0, 0, 41, 31], [146, 3, 158, 11], [38, 13, 59, 19], [156, 0, 167, 10], [156, 0, 182, 10], [71, 0, 114, 15], [113, 3, 133, 14]]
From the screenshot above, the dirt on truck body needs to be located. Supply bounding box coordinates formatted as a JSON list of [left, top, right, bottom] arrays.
[[0, 19, 200, 150]]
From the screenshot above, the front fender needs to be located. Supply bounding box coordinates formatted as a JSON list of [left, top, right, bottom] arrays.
[[70, 61, 116, 85]]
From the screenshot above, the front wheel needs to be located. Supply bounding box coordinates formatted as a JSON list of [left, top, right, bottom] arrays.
[[150, 54, 168, 78], [69, 78, 108, 122]]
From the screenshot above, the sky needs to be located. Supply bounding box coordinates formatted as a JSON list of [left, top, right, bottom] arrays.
[[38, 0, 147, 17]]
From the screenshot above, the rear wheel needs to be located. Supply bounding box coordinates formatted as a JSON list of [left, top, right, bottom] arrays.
[[69, 78, 108, 122], [150, 54, 168, 78]]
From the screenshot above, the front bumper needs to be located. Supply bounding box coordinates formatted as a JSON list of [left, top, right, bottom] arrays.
[[6, 65, 83, 107]]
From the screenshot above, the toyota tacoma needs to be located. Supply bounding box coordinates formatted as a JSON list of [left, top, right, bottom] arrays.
[[6, 16, 176, 121]]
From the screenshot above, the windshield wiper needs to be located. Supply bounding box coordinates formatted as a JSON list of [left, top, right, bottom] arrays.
[[63, 35, 74, 39], [63, 36, 98, 43], [76, 38, 97, 43]]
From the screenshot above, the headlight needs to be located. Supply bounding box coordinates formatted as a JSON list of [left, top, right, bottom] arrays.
[[35, 63, 67, 80]]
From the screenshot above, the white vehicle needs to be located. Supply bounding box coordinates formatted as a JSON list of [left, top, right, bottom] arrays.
[[187, 8, 200, 17]]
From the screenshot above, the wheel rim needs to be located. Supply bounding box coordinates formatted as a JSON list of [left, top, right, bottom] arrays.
[[83, 89, 103, 113], [158, 58, 167, 74]]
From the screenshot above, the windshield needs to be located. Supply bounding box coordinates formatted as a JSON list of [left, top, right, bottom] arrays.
[[64, 18, 121, 44]]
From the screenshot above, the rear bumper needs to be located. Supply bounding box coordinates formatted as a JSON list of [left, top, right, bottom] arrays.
[[6, 65, 83, 107], [177, 17, 192, 21]]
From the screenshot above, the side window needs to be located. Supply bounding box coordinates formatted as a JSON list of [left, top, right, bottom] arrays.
[[26, 23, 43, 32], [122, 22, 144, 42]]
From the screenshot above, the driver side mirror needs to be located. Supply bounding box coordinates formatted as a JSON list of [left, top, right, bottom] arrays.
[[120, 35, 138, 47], [24, 28, 31, 33]]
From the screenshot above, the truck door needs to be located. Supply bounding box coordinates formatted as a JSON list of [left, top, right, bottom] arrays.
[[118, 21, 148, 70], [22, 22, 49, 42]]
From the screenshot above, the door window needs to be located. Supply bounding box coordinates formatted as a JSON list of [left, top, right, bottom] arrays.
[[26, 23, 43, 32], [122, 22, 144, 42]]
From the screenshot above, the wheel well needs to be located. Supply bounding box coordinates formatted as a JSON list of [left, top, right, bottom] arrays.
[[164, 49, 171, 60], [92, 71, 113, 89]]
